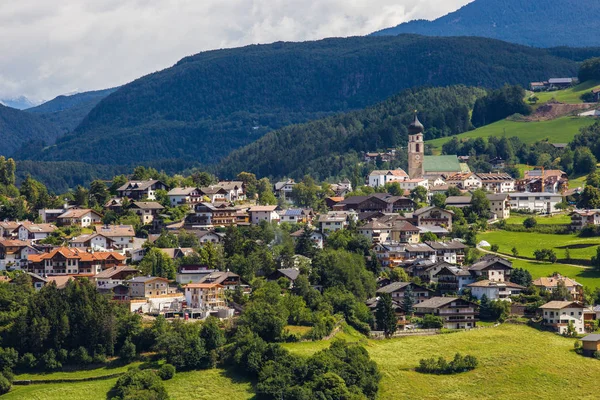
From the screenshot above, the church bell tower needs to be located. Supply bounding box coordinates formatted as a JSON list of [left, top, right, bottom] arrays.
[[408, 112, 425, 179]]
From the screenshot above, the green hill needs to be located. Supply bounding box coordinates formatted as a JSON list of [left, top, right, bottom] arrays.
[[427, 116, 596, 152], [26, 88, 118, 134], [532, 80, 600, 105], [20, 35, 593, 166], [0, 104, 63, 157], [373, 0, 600, 48]]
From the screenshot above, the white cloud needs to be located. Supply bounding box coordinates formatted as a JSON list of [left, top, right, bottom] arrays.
[[0, 0, 472, 101]]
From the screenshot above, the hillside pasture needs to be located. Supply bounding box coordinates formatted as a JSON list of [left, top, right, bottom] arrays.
[[531, 80, 600, 105]]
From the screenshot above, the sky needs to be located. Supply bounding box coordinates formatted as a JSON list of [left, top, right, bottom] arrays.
[[0, 0, 472, 103]]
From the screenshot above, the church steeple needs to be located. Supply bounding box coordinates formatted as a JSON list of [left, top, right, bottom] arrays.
[[408, 111, 424, 179]]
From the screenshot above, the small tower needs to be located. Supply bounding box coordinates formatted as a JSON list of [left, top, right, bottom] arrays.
[[408, 112, 425, 179]]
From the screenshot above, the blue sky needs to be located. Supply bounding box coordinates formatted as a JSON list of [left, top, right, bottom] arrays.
[[0, 0, 472, 102]]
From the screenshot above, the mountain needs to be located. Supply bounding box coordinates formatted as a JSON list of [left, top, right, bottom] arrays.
[[372, 0, 600, 48], [214, 86, 484, 181], [20, 35, 593, 167], [26, 88, 119, 134], [0, 104, 63, 157], [0, 96, 38, 110]]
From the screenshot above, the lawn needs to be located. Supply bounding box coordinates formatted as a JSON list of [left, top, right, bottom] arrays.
[[427, 116, 595, 151], [285, 324, 600, 400], [504, 214, 571, 225], [6, 368, 253, 400], [285, 325, 312, 335], [510, 259, 600, 289], [478, 230, 600, 261], [569, 174, 588, 189], [15, 362, 142, 381], [531, 80, 600, 105]]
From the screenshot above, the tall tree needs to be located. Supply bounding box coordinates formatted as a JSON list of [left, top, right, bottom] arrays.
[[375, 293, 397, 337], [402, 284, 415, 315]]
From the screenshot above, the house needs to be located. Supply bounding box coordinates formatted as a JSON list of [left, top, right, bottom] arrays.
[[432, 265, 474, 294], [489, 157, 506, 169], [117, 180, 167, 201], [413, 206, 453, 231], [376, 281, 434, 305], [487, 193, 511, 220], [248, 206, 280, 225], [468, 255, 512, 282], [17, 222, 57, 242], [186, 203, 237, 228], [403, 243, 436, 262], [280, 209, 314, 224], [477, 173, 515, 193], [533, 274, 584, 302], [539, 301, 585, 335], [390, 220, 420, 244], [198, 186, 229, 203], [98, 283, 130, 301], [329, 179, 353, 197], [358, 220, 392, 243], [520, 170, 569, 193], [397, 179, 429, 191], [570, 210, 600, 231], [548, 77, 577, 89], [0, 221, 20, 238], [367, 170, 409, 188], [444, 173, 482, 190], [128, 276, 170, 298], [94, 265, 139, 287], [130, 202, 165, 224], [445, 196, 472, 209], [364, 151, 397, 164], [176, 265, 218, 284], [425, 240, 467, 265], [530, 81, 547, 91], [27, 247, 126, 276], [318, 211, 357, 235], [466, 280, 525, 301], [158, 248, 196, 261], [0, 240, 39, 270], [70, 233, 116, 250], [508, 192, 564, 214], [373, 242, 407, 267], [290, 228, 324, 249], [274, 179, 296, 199], [194, 230, 223, 244], [26, 272, 48, 291], [57, 209, 103, 227], [580, 334, 600, 356], [198, 271, 246, 290], [215, 181, 246, 201], [268, 268, 301, 288], [183, 283, 226, 309], [414, 297, 479, 330], [94, 225, 135, 249], [167, 187, 204, 208]]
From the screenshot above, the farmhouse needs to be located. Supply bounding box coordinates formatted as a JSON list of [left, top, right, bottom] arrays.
[[414, 297, 479, 330], [248, 205, 281, 225], [186, 203, 237, 227], [376, 281, 433, 305], [508, 192, 564, 214], [570, 210, 600, 231], [468, 255, 512, 282], [444, 173, 482, 190], [17, 222, 57, 242], [533, 274, 583, 302], [467, 280, 525, 301], [539, 301, 585, 335], [477, 173, 515, 193], [167, 187, 204, 208], [117, 180, 167, 201], [130, 202, 164, 224], [57, 209, 103, 227], [367, 170, 409, 188], [413, 206, 453, 231]]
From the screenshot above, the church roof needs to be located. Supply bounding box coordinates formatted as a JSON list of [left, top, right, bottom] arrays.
[[423, 156, 462, 173], [408, 114, 424, 134]]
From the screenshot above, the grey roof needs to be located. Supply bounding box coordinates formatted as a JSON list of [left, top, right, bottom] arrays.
[[414, 206, 454, 216], [376, 281, 411, 293], [548, 78, 574, 84], [581, 334, 600, 342], [469, 256, 512, 271], [425, 241, 467, 250], [132, 202, 164, 210], [405, 243, 435, 252], [445, 196, 472, 205], [118, 180, 162, 192], [486, 193, 510, 201], [167, 187, 198, 196], [276, 268, 300, 281], [128, 276, 168, 283], [415, 296, 459, 309], [284, 209, 304, 217]]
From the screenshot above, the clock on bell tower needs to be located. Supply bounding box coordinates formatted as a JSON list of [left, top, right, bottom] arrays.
[[408, 112, 424, 179]]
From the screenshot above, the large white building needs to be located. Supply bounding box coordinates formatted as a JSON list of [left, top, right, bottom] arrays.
[[539, 301, 586, 335], [367, 170, 409, 188], [509, 192, 563, 214]]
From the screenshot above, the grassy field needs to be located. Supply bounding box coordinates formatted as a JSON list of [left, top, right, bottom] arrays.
[[6, 368, 253, 400], [284, 324, 600, 400], [504, 214, 571, 225], [479, 230, 600, 261], [285, 325, 312, 335], [570, 174, 588, 189], [510, 259, 600, 289], [532, 80, 600, 105], [427, 116, 595, 151]]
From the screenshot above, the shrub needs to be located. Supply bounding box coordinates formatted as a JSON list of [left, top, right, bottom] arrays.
[[110, 368, 168, 400], [523, 217, 537, 229], [0, 348, 18, 372], [417, 353, 478, 374], [594, 351, 600, 360], [19, 353, 37, 370], [69, 347, 92, 366], [158, 364, 176, 380], [40, 350, 62, 371], [0, 374, 10, 395], [421, 314, 443, 329], [574, 340, 583, 355], [490, 244, 499, 252]]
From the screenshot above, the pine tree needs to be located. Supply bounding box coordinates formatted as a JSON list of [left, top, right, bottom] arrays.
[[479, 294, 492, 321], [402, 284, 415, 315], [375, 293, 397, 337]]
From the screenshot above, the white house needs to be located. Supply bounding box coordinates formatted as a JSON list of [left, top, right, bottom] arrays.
[[477, 173, 515, 193], [17, 222, 57, 242], [57, 209, 103, 227], [248, 206, 280, 225], [467, 280, 525, 301], [94, 225, 136, 249], [274, 180, 296, 199], [167, 187, 203, 208], [357, 221, 392, 243], [487, 193, 511, 220], [216, 181, 246, 201], [539, 301, 586, 335], [367, 170, 409, 188], [290, 229, 324, 249], [444, 173, 482, 190], [509, 192, 563, 214], [318, 211, 357, 235], [397, 179, 429, 191]]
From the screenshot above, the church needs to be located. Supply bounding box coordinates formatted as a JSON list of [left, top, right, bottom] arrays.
[[407, 113, 467, 180]]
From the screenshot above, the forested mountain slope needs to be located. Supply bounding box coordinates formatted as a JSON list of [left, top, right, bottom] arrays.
[[23, 35, 589, 166], [26, 88, 118, 134], [215, 86, 485, 180], [372, 0, 600, 48], [0, 105, 62, 157]]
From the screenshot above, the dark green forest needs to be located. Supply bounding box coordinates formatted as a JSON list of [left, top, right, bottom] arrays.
[[215, 86, 484, 180], [20, 35, 589, 166], [26, 87, 118, 134], [0, 105, 63, 157], [373, 0, 600, 48]]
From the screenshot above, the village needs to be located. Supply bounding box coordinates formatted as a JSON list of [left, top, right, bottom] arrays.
[[0, 114, 598, 352]]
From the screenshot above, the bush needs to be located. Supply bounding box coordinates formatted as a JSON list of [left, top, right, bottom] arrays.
[[490, 244, 499, 252], [19, 353, 37, 370], [157, 364, 176, 381], [421, 314, 443, 329], [0, 374, 11, 395], [110, 368, 168, 400], [594, 351, 600, 360], [69, 347, 92, 366], [0, 348, 18, 372], [523, 217, 538, 229], [40, 350, 62, 371], [417, 353, 478, 374]]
